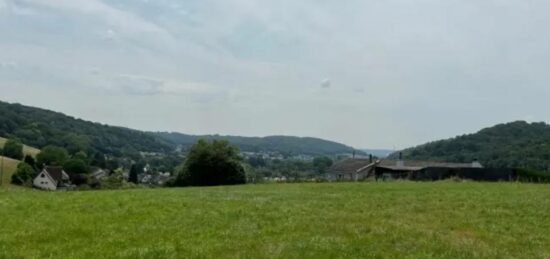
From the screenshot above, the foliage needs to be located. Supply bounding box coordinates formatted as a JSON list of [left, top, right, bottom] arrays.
[[10, 162, 35, 186], [128, 164, 142, 184], [2, 183, 550, 258], [155, 132, 362, 156], [175, 140, 245, 186], [313, 156, 333, 174], [3, 138, 23, 160], [63, 158, 90, 175], [0, 101, 171, 159], [36, 146, 69, 167], [393, 121, 550, 171], [23, 155, 36, 169], [516, 168, 550, 183]]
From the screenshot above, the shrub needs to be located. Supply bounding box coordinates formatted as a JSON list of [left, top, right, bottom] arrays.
[[3, 139, 23, 160], [11, 162, 36, 186]]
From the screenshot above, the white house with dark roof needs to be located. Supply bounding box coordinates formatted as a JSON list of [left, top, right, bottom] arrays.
[[33, 166, 71, 191]]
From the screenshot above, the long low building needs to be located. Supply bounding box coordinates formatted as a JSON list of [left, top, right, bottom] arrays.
[[327, 157, 516, 182]]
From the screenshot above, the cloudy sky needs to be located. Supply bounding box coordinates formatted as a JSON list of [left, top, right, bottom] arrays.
[[1, 0, 549, 149]]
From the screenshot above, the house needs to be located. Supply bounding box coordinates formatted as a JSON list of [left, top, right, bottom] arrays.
[[327, 155, 516, 182], [33, 166, 72, 191], [327, 157, 376, 181], [91, 167, 109, 180]]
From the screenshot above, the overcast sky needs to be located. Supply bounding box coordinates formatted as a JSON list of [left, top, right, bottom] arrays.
[[1, 0, 550, 149]]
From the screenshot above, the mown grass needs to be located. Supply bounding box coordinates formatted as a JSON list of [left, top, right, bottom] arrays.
[[0, 136, 41, 157], [1, 182, 550, 258], [0, 156, 19, 186]]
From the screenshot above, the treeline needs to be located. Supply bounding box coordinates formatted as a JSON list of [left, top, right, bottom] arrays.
[[0, 101, 172, 159], [393, 121, 550, 171]]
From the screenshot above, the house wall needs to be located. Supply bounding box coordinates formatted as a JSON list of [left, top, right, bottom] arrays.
[[33, 171, 57, 190]]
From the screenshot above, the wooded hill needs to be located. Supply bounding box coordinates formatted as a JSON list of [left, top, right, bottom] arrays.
[[0, 101, 172, 157], [0, 101, 359, 157], [392, 121, 550, 171], [153, 133, 360, 156]]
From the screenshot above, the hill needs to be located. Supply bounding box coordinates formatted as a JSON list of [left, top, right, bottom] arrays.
[[392, 121, 550, 170], [153, 132, 361, 156], [0, 101, 172, 157], [0, 137, 41, 157], [0, 156, 20, 186], [1, 182, 549, 258]]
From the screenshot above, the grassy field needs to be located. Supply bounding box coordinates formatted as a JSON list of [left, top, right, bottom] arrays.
[[1, 182, 550, 258], [0, 136, 41, 157], [0, 156, 20, 186]]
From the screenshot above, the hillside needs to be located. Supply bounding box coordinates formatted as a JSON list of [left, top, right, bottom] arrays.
[[0, 137, 41, 157], [0, 101, 361, 158], [0, 156, 20, 186], [0, 101, 172, 157], [154, 132, 361, 156], [392, 121, 550, 170]]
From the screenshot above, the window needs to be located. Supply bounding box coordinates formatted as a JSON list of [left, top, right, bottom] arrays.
[[40, 174, 45, 178]]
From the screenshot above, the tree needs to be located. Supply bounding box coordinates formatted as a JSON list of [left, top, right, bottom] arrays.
[[313, 156, 333, 175], [23, 155, 36, 169], [63, 158, 90, 175], [36, 146, 69, 167], [11, 162, 36, 186], [3, 138, 23, 160], [128, 164, 141, 184], [175, 139, 245, 186]]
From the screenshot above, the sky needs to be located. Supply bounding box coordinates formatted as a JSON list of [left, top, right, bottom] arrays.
[[1, 0, 550, 149]]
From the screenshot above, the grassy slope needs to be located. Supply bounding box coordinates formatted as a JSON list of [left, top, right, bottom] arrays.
[[0, 137, 41, 157], [1, 182, 550, 258], [0, 156, 20, 186]]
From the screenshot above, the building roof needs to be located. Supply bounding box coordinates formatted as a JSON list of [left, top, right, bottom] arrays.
[[44, 166, 65, 183], [328, 158, 374, 174], [377, 160, 478, 171]]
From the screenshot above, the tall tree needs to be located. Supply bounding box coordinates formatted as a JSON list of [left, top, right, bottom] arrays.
[[128, 164, 141, 184], [3, 138, 24, 160], [175, 139, 246, 186], [36, 146, 69, 167]]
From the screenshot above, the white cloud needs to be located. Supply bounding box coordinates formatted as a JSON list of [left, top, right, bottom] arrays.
[[2, 0, 550, 148]]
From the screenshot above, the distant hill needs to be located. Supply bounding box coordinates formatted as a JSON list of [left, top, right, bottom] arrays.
[[0, 101, 360, 158], [153, 132, 361, 156], [0, 101, 172, 157], [391, 121, 550, 170]]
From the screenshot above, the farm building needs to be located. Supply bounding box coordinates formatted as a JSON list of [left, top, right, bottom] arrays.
[[327, 156, 516, 182], [33, 166, 72, 191]]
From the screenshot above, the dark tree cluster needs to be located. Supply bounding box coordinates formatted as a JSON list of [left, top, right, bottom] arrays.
[[174, 140, 246, 186]]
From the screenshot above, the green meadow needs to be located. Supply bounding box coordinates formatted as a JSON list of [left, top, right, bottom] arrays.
[[1, 182, 550, 258]]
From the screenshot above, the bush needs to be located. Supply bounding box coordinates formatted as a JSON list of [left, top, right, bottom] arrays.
[[175, 139, 245, 186], [516, 169, 550, 183], [11, 163, 36, 186], [3, 138, 23, 160]]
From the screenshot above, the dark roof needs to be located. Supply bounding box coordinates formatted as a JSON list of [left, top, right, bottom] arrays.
[[377, 160, 477, 171], [44, 166, 64, 183], [329, 158, 374, 174]]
